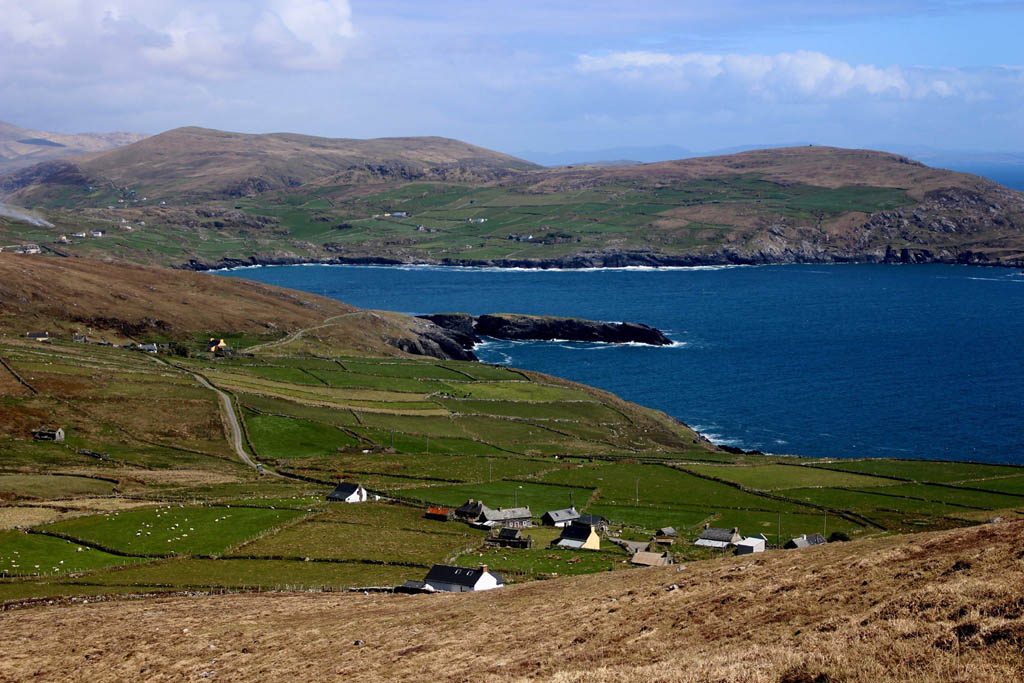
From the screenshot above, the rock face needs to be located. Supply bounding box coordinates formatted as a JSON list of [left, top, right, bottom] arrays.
[[395, 317, 478, 361], [419, 312, 673, 346]]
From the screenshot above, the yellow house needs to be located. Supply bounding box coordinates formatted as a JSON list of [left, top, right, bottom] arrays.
[[554, 521, 601, 550]]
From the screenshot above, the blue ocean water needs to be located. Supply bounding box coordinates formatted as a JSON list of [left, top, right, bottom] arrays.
[[220, 264, 1024, 463]]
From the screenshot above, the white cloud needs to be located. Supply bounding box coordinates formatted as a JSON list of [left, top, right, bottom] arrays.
[[577, 50, 975, 100], [0, 0, 355, 81]]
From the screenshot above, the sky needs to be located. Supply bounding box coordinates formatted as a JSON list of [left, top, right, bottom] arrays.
[[1, 1, 1022, 160]]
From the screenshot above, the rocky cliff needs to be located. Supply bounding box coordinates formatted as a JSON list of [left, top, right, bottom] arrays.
[[419, 312, 673, 346]]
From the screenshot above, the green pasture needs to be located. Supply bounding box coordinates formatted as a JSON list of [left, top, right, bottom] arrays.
[[38, 505, 306, 557]]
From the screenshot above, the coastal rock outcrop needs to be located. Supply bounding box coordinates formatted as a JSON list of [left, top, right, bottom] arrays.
[[419, 312, 673, 346]]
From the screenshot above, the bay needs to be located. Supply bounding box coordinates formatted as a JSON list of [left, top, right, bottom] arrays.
[[220, 263, 1024, 463]]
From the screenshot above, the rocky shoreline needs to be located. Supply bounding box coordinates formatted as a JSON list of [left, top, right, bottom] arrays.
[[181, 245, 1024, 272]]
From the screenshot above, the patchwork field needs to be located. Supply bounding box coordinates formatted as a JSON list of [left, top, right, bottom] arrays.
[[1, 329, 1022, 606]]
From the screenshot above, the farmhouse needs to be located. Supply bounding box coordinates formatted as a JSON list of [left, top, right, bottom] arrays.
[[326, 482, 368, 503], [735, 535, 768, 555], [90, 230, 105, 237], [390, 211, 410, 218], [422, 564, 504, 593], [541, 507, 580, 527], [784, 533, 828, 549], [554, 521, 601, 550], [631, 550, 673, 567], [137, 343, 159, 354], [694, 525, 742, 549], [654, 527, 678, 545], [454, 499, 486, 521], [32, 427, 65, 443], [486, 527, 533, 549], [25, 331, 50, 341], [424, 506, 452, 522], [72, 232, 87, 238], [478, 506, 532, 529], [207, 338, 228, 353]]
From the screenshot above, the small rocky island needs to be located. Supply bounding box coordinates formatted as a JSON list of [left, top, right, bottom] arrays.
[[419, 312, 673, 349]]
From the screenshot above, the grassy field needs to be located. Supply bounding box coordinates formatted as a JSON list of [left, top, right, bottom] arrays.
[[2, 332, 1023, 605]]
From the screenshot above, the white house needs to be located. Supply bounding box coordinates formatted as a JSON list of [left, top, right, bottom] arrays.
[[90, 230, 105, 237], [326, 482, 367, 503], [422, 564, 504, 593], [734, 535, 768, 555]]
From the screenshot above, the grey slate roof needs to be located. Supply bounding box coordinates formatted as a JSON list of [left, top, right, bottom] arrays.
[[656, 527, 677, 537], [559, 521, 595, 542], [542, 507, 580, 524], [480, 506, 531, 522], [455, 499, 485, 517], [699, 527, 740, 543], [424, 564, 504, 587], [497, 527, 522, 540], [578, 514, 607, 527], [326, 482, 362, 500]]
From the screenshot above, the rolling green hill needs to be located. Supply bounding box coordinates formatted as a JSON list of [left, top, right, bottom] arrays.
[[2, 129, 1023, 267]]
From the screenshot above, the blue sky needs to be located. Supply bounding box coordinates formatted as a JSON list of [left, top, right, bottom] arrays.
[[0, 1, 1021, 158]]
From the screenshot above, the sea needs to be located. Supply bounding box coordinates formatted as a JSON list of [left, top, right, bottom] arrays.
[[219, 263, 1024, 464]]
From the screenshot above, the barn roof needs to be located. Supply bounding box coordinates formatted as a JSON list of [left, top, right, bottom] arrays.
[[631, 551, 671, 567]]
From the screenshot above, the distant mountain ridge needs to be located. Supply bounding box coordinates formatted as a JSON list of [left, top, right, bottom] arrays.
[[0, 120, 146, 173], [1, 125, 1022, 268], [1, 126, 540, 203]]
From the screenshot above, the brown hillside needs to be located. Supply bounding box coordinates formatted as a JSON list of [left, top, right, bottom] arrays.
[[0, 254, 468, 359], [526, 146, 1000, 199], [4, 126, 540, 201], [1, 521, 1021, 682]]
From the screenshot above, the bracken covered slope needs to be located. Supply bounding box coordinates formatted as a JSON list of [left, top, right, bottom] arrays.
[[0, 254, 472, 359], [1, 521, 1021, 682]]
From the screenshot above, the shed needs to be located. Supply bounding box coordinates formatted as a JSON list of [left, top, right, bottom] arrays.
[[138, 343, 159, 354], [326, 482, 368, 503], [784, 533, 828, 550], [486, 527, 533, 549], [541, 507, 580, 527], [694, 525, 742, 549], [32, 427, 65, 443], [631, 550, 673, 567], [554, 521, 601, 550], [424, 506, 452, 522], [734, 535, 767, 555], [422, 564, 504, 593]]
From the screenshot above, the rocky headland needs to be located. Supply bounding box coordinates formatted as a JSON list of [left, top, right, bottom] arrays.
[[418, 312, 673, 347]]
